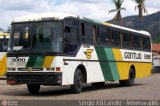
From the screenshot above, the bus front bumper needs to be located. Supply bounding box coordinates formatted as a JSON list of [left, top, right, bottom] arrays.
[[6, 72, 62, 85]]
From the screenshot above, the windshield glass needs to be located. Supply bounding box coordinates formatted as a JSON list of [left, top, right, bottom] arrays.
[[8, 22, 63, 54]]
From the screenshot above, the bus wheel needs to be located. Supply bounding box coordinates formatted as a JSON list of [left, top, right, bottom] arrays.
[[91, 82, 105, 87], [119, 68, 135, 86], [27, 84, 40, 94], [71, 68, 83, 93]]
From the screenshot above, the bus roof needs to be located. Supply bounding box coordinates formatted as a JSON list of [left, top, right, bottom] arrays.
[[12, 12, 78, 23], [102, 22, 150, 36], [12, 13, 150, 36]]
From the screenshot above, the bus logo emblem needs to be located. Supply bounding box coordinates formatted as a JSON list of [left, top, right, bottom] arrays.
[[28, 67, 32, 72], [84, 49, 93, 59]]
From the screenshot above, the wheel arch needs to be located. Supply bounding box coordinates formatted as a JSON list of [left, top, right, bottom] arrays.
[[76, 64, 87, 83], [130, 65, 136, 78]]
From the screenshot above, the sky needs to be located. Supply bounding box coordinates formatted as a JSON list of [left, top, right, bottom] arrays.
[[0, 0, 160, 30]]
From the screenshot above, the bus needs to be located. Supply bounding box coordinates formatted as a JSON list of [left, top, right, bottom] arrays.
[[0, 33, 10, 76], [6, 13, 152, 94]]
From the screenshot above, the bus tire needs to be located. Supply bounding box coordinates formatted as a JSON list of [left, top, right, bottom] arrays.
[[91, 82, 105, 87], [119, 68, 135, 87], [27, 84, 40, 94], [71, 68, 83, 93]]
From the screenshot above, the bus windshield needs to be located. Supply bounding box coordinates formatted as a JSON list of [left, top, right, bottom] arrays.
[[8, 22, 63, 54]]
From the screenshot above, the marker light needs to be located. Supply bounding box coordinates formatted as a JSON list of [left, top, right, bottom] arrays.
[[56, 67, 61, 72]]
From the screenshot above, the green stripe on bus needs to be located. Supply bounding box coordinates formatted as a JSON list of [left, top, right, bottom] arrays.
[[33, 56, 45, 68], [95, 46, 113, 80], [26, 56, 45, 68], [104, 48, 120, 80], [26, 56, 38, 67]]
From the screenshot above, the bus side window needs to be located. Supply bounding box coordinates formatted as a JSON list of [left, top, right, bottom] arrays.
[[123, 33, 131, 48], [64, 26, 78, 53], [93, 26, 97, 43], [81, 23, 97, 44], [81, 23, 85, 43], [111, 30, 121, 46], [108, 29, 111, 45], [142, 37, 151, 51], [106, 29, 110, 45], [140, 36, 143, 49], [134, 35, 141, 49], [146, 38, 151, 50], [131, 35, 134, 48], [120, 32, 123, 46], [99, 27, 109, 45]]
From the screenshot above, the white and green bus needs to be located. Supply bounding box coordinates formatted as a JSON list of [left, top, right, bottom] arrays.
[[7, 13, 152, 94], [0, 33, 10, 76]]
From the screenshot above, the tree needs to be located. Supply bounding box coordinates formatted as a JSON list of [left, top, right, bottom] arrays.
[[133, 0, 148, 20], [6, 26, 11, 33], [0, 28, 3, 32], [108, 0, 126, 25]]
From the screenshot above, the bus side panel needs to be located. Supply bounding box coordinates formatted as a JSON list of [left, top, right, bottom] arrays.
[[112, 62, 151, 80], [84, 61, 105, 83], [112, 49, 130, 80], [62, 61, 105, 85], [61, 46, 152, 85], [0, 53, 7, 76], [62, 59, 119, 85], [114, 62, 130, 80], [62, 61, 79, 85], [134, 63, 152, 78], [62, 46, 105, 85], [95, 46, 120, 81], [112, 48, 152, 80]]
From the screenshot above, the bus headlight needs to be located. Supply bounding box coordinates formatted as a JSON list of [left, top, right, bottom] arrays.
[[51, 68, 55, 71], [8, 68, 16, 71], [46, 68, 51, 71], [46, 68, 55, 71], [8, 68, 12, 71]]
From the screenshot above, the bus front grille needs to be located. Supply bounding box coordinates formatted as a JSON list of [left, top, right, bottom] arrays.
[[18, 68, 43, 72]]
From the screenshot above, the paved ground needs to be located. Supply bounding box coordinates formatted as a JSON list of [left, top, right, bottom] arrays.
[[0, 74, 160, 100], [0, 74, 160, 106]]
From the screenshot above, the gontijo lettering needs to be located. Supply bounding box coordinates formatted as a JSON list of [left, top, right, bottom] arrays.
[[124, 52, 142, 59], [124, 52, 151, 60]]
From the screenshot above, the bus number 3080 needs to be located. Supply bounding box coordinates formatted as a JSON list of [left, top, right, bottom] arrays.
[[11, 58, 26, 62]]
